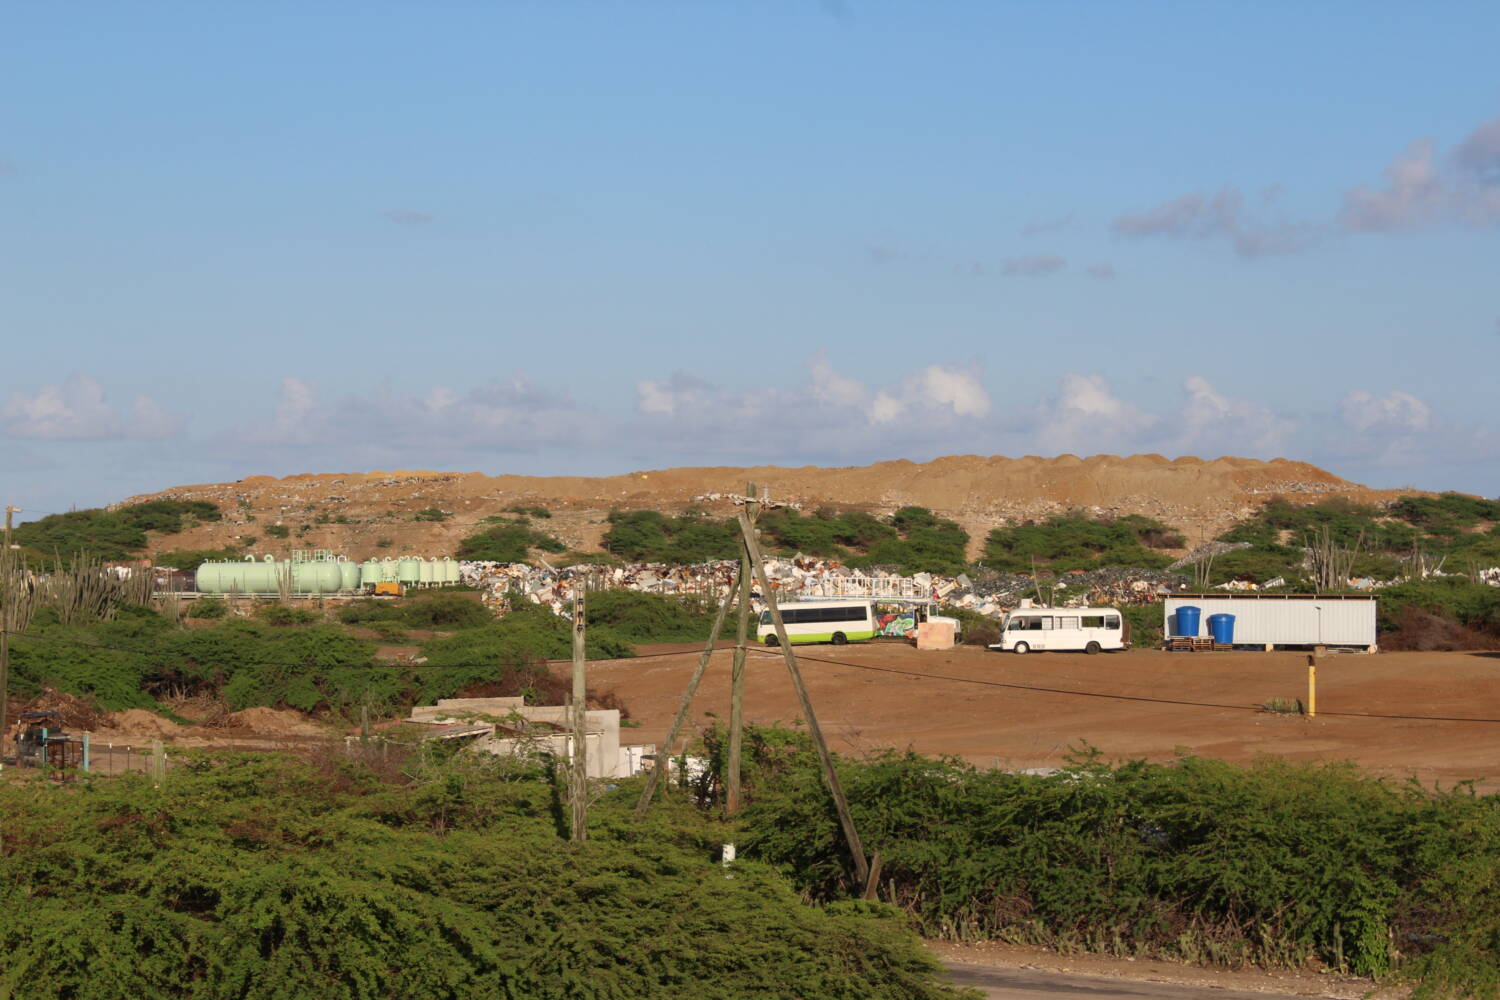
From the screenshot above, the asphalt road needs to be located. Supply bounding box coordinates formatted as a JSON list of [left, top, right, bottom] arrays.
[[942, 962, 1313, 1000]]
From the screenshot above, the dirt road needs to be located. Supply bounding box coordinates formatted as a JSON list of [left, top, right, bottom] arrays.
[[590, 643, 1500, 788]]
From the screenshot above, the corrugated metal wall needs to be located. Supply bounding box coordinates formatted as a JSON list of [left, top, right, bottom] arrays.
[[1163, 596, 1377, 647]]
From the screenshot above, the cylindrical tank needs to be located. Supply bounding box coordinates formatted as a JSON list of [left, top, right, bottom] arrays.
[[291, 561, 342, 594], [1207, 613, 1235, 645], [1174, 606, 1202, 638], [441, 557, 459, 585], [361, 559, 383, 587], [397, 557, 422, 585], [381, 558, 399, 583], [419, 559, 435, 586], [196, 555, 282, 594], [338, 559, 360, 591]]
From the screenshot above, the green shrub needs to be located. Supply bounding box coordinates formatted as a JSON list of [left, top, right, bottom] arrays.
[[1119, 603, 1164, 647], [603, 509, 740, 564], [399, 592, 493, 629], [255, 604, 319, 626], [583, 589, 719, 643], [264, 525, 291, 539], [504, 504, 551, 518], [188, 596, 228, 620], [456, 521, 566, 562], [936, 605, 1000, 646], [984, 513, 1183, 573], [714, 734, 1500, 990], [375, 538, 393, 548], [413, 507, 451, 522], [0, 755, 961, 1000]]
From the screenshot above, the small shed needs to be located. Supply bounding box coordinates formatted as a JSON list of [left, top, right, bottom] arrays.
[[1162, 594, 1378, 651]]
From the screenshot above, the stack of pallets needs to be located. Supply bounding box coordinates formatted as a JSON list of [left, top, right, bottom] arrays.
[[1168, 637, 1221, 652]]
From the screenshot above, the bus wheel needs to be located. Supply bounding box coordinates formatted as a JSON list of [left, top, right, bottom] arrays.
[[831, 632, 847, 645], [1013, 642, 1030, 655], [765, 635, 780, 647], [1085, 641, 1101, 655]]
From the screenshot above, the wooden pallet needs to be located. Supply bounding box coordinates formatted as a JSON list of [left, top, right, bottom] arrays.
[[1168, 637, 1225, 651]]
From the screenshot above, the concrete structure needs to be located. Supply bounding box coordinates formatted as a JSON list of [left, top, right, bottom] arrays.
[[406, 697, 649, 778], [1162, 594, 1378, 651]]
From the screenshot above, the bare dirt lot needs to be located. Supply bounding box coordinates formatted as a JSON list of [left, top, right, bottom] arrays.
[[590, 643, 1500, 790]]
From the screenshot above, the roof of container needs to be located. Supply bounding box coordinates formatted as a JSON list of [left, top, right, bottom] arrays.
[[1169, 593, 1377, 601]]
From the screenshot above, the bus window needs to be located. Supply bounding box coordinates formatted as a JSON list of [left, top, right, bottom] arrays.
[[1058, 617, 1080, 630], [1008, 618, 1025, 631], [1105, 615, 1120, 629], [1081, 615, 1104, 628]]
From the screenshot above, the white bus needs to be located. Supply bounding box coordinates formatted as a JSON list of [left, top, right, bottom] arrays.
[[989, 607, 1126, 654], [759, 600, 877, 646]]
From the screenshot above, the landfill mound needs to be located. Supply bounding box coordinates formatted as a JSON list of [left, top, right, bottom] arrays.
[[101, 709, 184, 740], [222, 707, 330, 737], [117, 454, 1404, 563]]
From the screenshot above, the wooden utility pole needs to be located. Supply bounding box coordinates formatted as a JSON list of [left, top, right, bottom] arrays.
[[633, 564, 741, 817], [737, 507, 870, 886], [725, 482, 756, 815], [570, 578, 589, 842], [0, 505, 16, 771]]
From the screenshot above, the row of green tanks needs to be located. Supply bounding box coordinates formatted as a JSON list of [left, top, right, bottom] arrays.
[[195, 553, 461, 595]]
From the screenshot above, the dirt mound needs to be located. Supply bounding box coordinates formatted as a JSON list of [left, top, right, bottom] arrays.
[[16, 688, 109, 731], [103, 709, 184, 739], [222, 707, 329, 737], [119, 453, 1414, 563]]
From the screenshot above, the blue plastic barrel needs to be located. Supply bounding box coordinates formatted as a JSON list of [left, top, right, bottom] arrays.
[[1175, 606, 1201, 637], [1207, 613, 1235, 645]]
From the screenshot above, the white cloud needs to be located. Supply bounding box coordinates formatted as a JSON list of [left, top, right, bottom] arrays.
[[232, 374, 598, 457], [1340, 117, 1500, 232], [1001, 254, 1067, 276], [1340, 389, 1433, 433], [1034, 374, 1156, 454], [1176, 375, 1293, 454], [628, 355, 992, 458], [1, 375, 181, 440], [1112, 187, 1317, 258]]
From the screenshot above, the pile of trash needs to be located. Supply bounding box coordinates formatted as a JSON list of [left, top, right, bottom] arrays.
[[457, 557, 1189, 618]]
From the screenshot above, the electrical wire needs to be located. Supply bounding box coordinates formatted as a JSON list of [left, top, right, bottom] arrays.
[[12, 627, 1500, 724]]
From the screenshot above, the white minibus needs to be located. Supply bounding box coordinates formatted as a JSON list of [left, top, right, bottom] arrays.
[[759, 600, 877, 646], [989, 607, 1126, 654]]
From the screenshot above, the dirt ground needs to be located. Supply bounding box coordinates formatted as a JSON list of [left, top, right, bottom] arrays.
[[589, 642, 1500, 790], [930, 941, 1397, 999]]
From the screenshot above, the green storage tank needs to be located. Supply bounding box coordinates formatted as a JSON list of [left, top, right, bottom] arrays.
[[338, 559, 360, 591], [361, 559, 383, 588], [397, 557, 422, 585]]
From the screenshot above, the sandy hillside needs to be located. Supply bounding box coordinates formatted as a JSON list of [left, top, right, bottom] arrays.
[[116, 454, 1410, 561]]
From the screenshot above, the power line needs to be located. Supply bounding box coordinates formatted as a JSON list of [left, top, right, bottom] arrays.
[[14, 626, 1500, 724]]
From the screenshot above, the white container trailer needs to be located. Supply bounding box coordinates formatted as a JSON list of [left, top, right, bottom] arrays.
[[1163, 594, 1378, 651]]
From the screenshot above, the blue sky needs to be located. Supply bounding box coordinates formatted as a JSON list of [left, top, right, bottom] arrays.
[[3, 1, 1498, 520]]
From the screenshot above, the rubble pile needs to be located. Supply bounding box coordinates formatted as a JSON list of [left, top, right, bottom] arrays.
[[457, 558, 1190, 618]]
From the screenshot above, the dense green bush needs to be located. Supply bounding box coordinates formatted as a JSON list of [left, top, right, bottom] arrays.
[[263, 524, 291, 539], [256, 604, 320, 626], [983, 514, 1183, 573], [13, 501, 224, 566], [413, 507, 451, 521], [0, 754, 960, 1000], [188, 596, 228, 620], [935, 605, 1000, 646], [603, 509, 741, 563], [851, 507, 969, 576], [707, 731, 1500, 993], [583, 589, 719, 643], [456, 520, 566, 561], [1119, 603, 1165, 647]]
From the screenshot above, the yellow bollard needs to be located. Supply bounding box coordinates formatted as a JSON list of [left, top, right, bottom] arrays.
[[1306, 656, 1317, 718]]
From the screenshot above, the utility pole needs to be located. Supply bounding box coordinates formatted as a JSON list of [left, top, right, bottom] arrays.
[[570, 577, 589, 842], [0, 505, 16, 771], [725, 482, 756, 815], [738, 506, 870, 886]]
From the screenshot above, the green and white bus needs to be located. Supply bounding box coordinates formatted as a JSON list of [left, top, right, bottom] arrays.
[[758, 600, 877, 646]]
